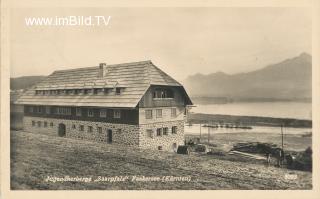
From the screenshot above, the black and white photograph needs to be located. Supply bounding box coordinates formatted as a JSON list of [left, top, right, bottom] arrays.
[[2, 1, 320, 197]]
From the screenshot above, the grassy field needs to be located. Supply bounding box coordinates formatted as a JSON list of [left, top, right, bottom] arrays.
[[11, 130, 312, 190]]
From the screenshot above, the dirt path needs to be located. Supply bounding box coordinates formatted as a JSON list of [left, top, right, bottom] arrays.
[[10, 131, 312, 190]]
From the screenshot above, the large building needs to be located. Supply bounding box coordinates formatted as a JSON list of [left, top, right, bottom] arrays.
[[16, 61, 193, 151]]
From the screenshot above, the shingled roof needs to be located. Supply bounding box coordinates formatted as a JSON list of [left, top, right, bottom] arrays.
[[16, 60, 192, 108]]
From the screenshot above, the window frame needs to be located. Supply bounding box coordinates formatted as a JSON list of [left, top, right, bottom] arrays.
[[156, 109, 162, 118], [156, 128, 162, 136], [172, 126, 178, 134], [88, 109, 94, 117], [76, 108, 82, 116], [146, 129, 154, 138], [115, 88, 121, 95], [100, 109, 107, 118], [171, 108, 177, 117], [113, 110, 121, 119], [145, 110, 153, 119], [45, 106, 50, 114], [97, 127, 102, 133], [163, 127, 169, 135]]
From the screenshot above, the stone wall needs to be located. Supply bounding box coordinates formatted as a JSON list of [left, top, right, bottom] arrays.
[[139, 120, 185, 152], [23, 116, 185, 151], [23, 116, 139, 146]]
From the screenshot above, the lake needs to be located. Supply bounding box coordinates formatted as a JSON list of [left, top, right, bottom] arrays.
[[185, 124, 311, 135], [190, 101, 312, 120]]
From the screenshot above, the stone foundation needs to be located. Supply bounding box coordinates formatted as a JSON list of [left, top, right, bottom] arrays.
[[23, 116, 185, 151], [23, 116, 139, 146]]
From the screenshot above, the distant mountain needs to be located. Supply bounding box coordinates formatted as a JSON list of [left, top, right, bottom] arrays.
[[10, 76, 46, 90], [183, 53, 311, 101]]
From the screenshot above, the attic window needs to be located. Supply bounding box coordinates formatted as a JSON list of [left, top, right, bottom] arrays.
[[94, 88, 103, 95], [104, 88, 110, 94], [115, 88, 121, 95], [93, 89, 98, 95], [84, 89, 91, 94]]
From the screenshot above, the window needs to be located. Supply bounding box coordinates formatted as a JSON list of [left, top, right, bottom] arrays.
[[97, 127, 102, 133], [147, 129, 154, 138], [115, 88, 121, 95], [37, 106, 42, 113], [88, 126, 93, 133], [50, 122, 53, 127], [93, 89, 98, 95], [79, 125, 84, 131], [156, 109, 162, 118], [158, 146, 163, 151], [57, 107, 71, 115], [163, 127, 168, 135], [156, 128, 162, 136], [84, 89, 90, 94], [114, 110, 121, 118], [37, 121, 41, 127], [76, 108, 82, 116], [32, 121, 35, 126], [72, 124, 76, 129], [153, 88, 174, 98], [88, 109, 94, 117], [145, 110, 153, 119], [44, 121, 48, 127], [29, 107, 34, 113], [104, 88, 110, 94], [171, 108, 176, 117], [172, 126, 177, 134], [100, 109, 107, 117], [46, 106, 50, 114]]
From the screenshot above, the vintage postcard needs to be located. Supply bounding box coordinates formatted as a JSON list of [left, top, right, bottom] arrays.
[[1, 0, 320, 199]]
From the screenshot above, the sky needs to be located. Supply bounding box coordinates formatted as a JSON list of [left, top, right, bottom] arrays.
[[10, 7, 312, 81]]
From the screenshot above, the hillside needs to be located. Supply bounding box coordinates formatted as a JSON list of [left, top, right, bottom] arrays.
[[11, 130, 312, 190], [183, 53, 311, 100], [10, 76, 46, 90]]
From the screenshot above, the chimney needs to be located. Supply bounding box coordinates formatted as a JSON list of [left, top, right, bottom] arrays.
[[99, 63, 107, 77]]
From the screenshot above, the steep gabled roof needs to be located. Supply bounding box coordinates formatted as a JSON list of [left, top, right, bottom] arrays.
[[16, 60, 192, 108]]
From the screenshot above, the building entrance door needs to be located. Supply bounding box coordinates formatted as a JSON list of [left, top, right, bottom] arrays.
[[58, 123, 66, 137], [107, 129, 112, 143]]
